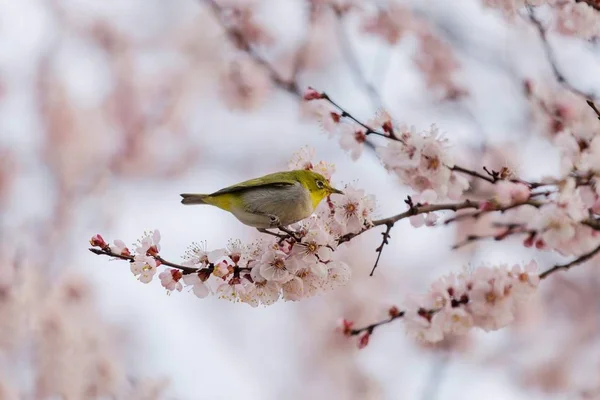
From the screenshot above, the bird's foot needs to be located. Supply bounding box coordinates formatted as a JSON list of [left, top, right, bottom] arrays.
[[257, 228, 286, 239], [277, 226, 302, 241]]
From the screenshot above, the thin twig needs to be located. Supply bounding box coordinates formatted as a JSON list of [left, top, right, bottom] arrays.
[[89, 247, 200, 274], [444, 199, 543, 225], [526, 6, 598, 101], [451, 226, 531, 249], [338, 199, 481, 245], [451, 165, 496, 184], [332, 8, 384, 110], [202, 0, 300, 96], [370, 222, 394, 276], [349, 310, 405, 336], [539, 242, 600, 279], [320, 92, 396, 139], [586, 100, 600, 120]]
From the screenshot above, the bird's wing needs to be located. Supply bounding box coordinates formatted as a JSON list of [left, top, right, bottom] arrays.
[[209, 172, 297, 196]]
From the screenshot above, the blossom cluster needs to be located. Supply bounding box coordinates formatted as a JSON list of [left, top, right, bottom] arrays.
[[376, 125, 470, 201], [403, 261, 540, 342], [303, 89, 470, 205], [90, 150, 378, 306]]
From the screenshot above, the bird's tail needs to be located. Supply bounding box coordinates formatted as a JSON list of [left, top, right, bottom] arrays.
[[180, 193, 210, 205]]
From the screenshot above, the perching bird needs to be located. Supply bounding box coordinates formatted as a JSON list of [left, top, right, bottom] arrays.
[[180, 170, 343, 229]]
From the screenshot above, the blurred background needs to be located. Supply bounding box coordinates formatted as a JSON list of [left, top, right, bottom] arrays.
[[1, 0, 600, 398]]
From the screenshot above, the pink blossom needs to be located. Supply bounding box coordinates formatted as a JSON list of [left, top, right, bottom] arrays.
[[159, 269, 183, 292], [282, 276, 304, 301], [219, 58, 271, 111], [258, 250, 293, 282], [339, 127, 367, 161], [288, 146, 316, 170], [555, 2, 600, 39], [332, 186, 374, 234], [494, 181, 531, 207], [312, 161, 336, 181], [404, 262, 539, 342], [182, 272, 210, 298], [326, 261, 351, 288], [378, 125, 468, 200], [109, 240, 130, 257], [361, 4, 414, 45]]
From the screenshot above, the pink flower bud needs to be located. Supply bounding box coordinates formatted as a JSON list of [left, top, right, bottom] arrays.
[[303, 87, 323, 101], [147, 245, 159, 256], [171, 269, 183, 282], [388, 306, 401, 318], [358, 332, 370, 349], [90, 234, 107, 248], [340, 319, 354, 336], [479, 201, 496, 211]]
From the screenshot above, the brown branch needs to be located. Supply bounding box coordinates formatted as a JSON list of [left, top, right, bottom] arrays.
[[451, 165, 496, 184], [350, 243, 600, 338], [89, 247, 200, 274], [338, 198, 481, 245], [201, 0, 300, 96], [444, 199, 543, 224], [349, 310, 405, 336], [369, 222, 394, 276], [320, 92, 399, 140], [539, 242, 600, 279], [451, 225, 532, 249], [332, 8, 384, 110], [586, 100, 600, 120], [526, 6, 598, 101]]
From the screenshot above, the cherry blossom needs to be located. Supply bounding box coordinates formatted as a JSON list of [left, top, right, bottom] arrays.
[[331, 186, 375, 235], [404, 261, 539, 342], [182, 273, 210, 299], [378, 125, 469, 200], [159, 269, 183, 292]]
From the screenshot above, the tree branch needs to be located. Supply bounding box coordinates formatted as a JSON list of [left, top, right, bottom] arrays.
[[338, 199, 481, 245], [526, 6, 598, 101], [539, 242, 600, 279], [369, 222, 394, 276], [332, 8, 384, 111], [201, 0, 301, 96], [351, 245, 600, 337], [89, 247, 201, 275]]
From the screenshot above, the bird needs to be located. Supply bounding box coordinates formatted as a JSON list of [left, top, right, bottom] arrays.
[[180, 170, 344, 230]]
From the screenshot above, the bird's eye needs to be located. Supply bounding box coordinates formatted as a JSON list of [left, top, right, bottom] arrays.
[[316, 180, 324, 189]]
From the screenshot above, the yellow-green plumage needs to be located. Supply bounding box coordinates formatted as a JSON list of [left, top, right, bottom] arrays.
[[180, 170, 343, 229]]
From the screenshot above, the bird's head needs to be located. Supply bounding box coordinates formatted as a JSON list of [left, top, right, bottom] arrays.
[[294, 170, 344, 209]]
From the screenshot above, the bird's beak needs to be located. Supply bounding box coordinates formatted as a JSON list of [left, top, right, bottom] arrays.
[[329, 187, 344, 195]]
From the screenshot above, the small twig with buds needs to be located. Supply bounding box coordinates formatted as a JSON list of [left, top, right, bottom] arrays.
[[89, 247, 200, 275], [346, 306, 405, 337], [338, 198, 481, 245], [318, 92, 398, 141], [346, 245, 600, 348], [370, 222, 394, 276]]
